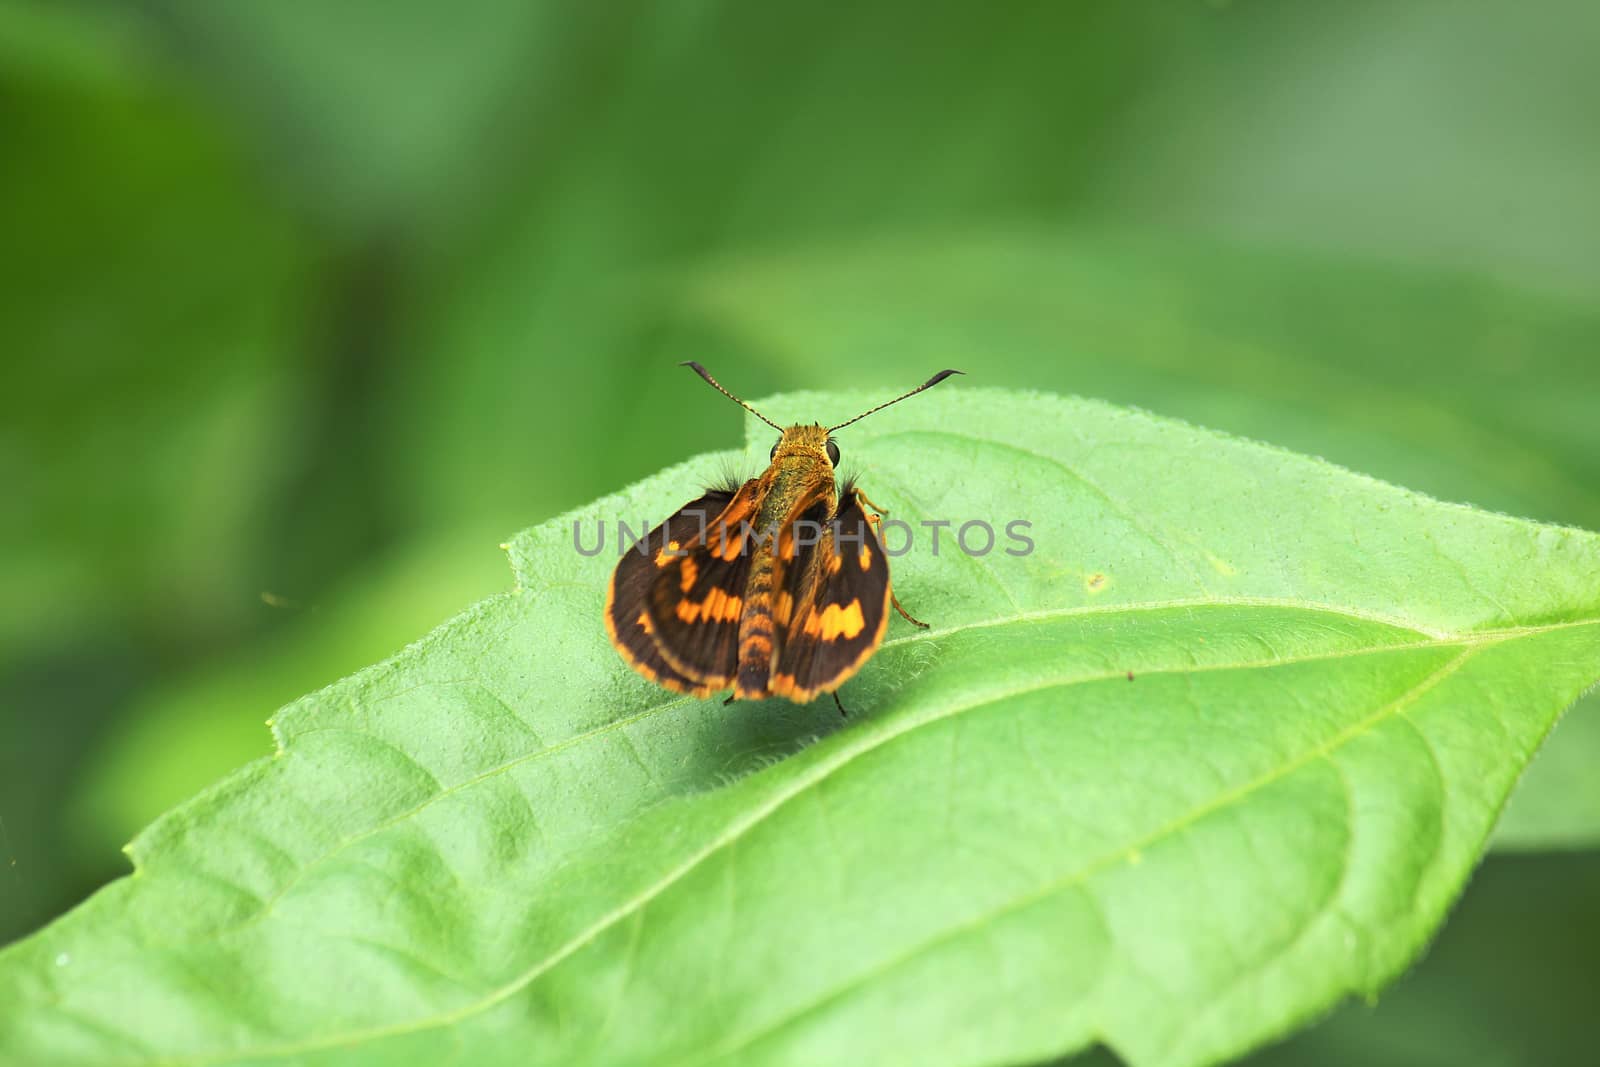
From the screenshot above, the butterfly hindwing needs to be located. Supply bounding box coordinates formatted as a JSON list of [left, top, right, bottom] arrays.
[[769, 486, 892, 701], [643, 480, 762, 689], [605, 487, 739, 696]]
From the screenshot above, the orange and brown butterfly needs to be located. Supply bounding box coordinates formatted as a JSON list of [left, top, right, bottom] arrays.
[[605, 363, 962, 715]]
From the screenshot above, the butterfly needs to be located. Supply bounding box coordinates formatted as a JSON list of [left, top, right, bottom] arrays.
[[605, 362, 962, 715]]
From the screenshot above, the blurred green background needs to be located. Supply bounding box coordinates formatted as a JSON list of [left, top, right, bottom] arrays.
[[2, 1, 1596, 1062]]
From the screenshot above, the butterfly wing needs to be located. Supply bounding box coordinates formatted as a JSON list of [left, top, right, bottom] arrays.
[[606, 487, 741, 695], [769, 486, 892, 702], [642, 480, 763, 690]]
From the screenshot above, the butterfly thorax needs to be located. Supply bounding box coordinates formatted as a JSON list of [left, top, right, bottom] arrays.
[[753, 423, 838, 530], [735, 424, 839, 698]]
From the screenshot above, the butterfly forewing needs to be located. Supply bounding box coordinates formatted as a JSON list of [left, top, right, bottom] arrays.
[[605, 487, 740, 695], [643, 480, 762, 689]]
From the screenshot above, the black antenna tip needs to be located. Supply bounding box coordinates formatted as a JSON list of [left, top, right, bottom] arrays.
[[825, 367, 964, 432], [677, 360, 784, 430], [681, 361, 719, 387]]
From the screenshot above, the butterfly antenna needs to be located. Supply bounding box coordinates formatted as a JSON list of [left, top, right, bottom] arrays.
[[680, 362, 784, 432], [828, 369, 964, 432]]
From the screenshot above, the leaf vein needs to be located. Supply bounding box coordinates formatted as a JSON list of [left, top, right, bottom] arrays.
[[687, 648, 1481, 1063]]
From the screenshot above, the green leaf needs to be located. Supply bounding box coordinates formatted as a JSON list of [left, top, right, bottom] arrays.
[[3, 389, 1596, 1067], [668, 226, 1600, 851]]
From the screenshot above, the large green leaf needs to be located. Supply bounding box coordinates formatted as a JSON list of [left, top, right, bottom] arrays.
[[2, 389, 1596, 1067], [669, 228, 1600, 852]]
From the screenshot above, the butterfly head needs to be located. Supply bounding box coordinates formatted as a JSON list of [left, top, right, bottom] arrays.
[[769, 424, 840, 467]]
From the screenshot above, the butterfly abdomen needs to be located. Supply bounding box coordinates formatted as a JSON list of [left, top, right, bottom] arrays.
[[736, 547, 778, 699]]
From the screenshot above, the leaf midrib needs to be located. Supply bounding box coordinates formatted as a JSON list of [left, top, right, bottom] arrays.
[[146, 595, 1448, 948], [134, 596, 1430, 949], [143, 609, 1599, 1067], [679, 647, 1482, 1067]]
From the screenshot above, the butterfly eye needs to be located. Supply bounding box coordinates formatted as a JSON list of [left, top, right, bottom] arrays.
[[769, 440, 780, 460], [825, 439, 840, 465]]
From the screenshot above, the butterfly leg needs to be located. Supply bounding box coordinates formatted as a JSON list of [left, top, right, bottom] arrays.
[[854, 486, 891, 517], [831, 691, 849, 718], [891, 593, 930, 629], [854, 486, 930, 631]]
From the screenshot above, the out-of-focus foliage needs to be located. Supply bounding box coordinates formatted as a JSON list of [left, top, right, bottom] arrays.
[[2, 1, 1596, 1063], [1064, 852, 1600, 1067], [6, 390, 1599, 1067]]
